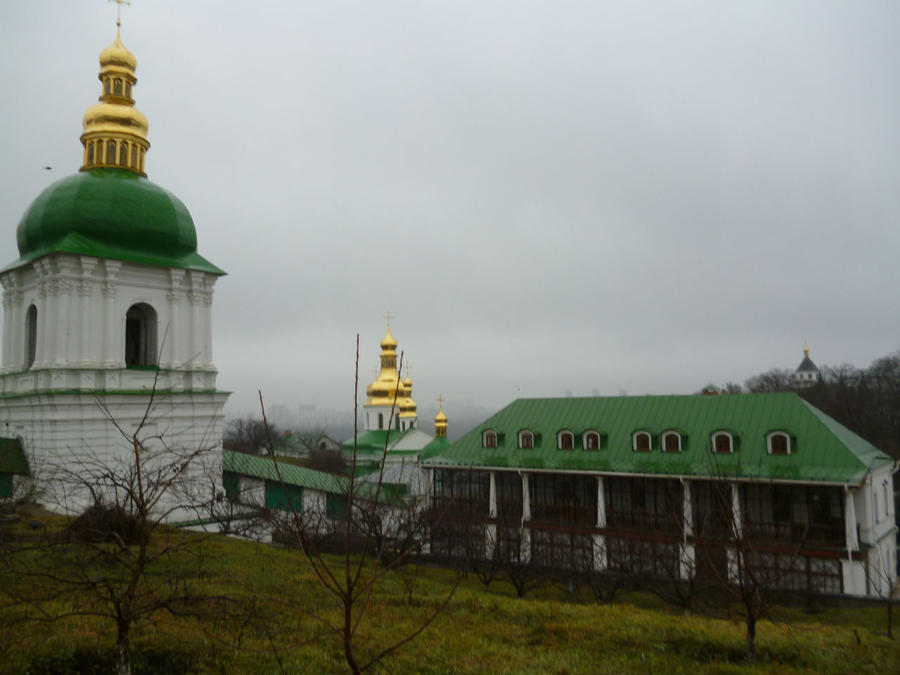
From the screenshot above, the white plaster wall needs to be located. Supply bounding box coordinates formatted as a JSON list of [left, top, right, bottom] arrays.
[[0, 390, 227, 517], [840, 559, 866, 596], [241, 477, 265, 509], [0, 254, 219, 382]]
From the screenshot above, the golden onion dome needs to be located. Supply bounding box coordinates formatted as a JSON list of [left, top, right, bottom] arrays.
[[99, 33, 137, 72], [82, 102, 149, 136], [380, 328, 397, 351], [435, 408, 447, 423], [80, 28, 150, 176]]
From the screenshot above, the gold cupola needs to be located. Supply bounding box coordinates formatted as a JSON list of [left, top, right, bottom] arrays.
[[434, 401, 448, 438], [80, 26, 150, 176], [398, 374, 418, 423], [365, 327, 405, 406]]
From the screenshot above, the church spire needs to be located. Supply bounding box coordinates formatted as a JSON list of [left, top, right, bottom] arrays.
[[80, 9, 150, 176]]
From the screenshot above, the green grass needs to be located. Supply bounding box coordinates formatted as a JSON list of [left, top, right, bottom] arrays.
[[1, 510, 897, 673]]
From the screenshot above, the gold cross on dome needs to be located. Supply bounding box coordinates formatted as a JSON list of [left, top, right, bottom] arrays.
[[436, 395, 445, 409], [384, 311, 394, 330], [404, 362, 414, 379], [109, 0, 131, 28]]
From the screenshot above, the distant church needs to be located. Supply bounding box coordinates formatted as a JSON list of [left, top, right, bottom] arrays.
[[0, 22, 228, 507], [343, 323, 449, 467], [793, 346, 821, 388]]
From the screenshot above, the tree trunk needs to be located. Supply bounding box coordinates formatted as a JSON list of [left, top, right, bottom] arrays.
[[116, 620, 131, 675], [745, 616, 757, 665]]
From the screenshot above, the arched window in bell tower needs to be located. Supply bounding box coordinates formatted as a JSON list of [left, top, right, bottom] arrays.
[[87, 142, 95, 165], [113, 78, 123, 96], [106, 140, 117, 164], [24, 305, 37, 368], [125, 303, 158, 367], [119, 142, 129, 166]]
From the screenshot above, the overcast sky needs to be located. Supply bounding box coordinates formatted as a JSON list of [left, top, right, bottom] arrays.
[[2, 1, 899, 433]]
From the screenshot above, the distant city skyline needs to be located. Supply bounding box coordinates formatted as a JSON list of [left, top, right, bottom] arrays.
[[2, 1, 898, 424]]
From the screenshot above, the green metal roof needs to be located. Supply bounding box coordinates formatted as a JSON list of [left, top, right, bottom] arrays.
[[0, 438, 29, 476], [224, 449, 348, 494], [342, 428, 411, 455], [421, 393, 894, 484], [419, 436, 451, 461], [223, 450, 382, 500], [8, 168, 224, 274]]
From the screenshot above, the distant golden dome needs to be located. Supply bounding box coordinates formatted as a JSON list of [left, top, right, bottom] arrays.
[[381, 328, 397, 351]]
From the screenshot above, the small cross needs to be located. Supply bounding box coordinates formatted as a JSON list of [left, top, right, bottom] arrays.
[[384, 311, 394, 330], [404, 362, 414, 379], [436, 395, 445, 409], [109, 0, 131, 29]]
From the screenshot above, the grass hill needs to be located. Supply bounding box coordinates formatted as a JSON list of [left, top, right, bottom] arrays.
[[0, 509, 897, 673]]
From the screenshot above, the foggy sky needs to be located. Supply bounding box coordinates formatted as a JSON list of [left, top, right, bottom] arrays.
[[2, 1, 899, 433]]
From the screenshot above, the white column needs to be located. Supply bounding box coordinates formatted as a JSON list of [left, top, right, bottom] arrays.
[[187, 271, 203, 369], [682, 479, 693, 538], [592, 534, 607, 571], [489, 471, 497, 518], [844, 485, 859, 555], [164, 268, 184, 369], [596, 476, 606, 528], [78, 257, 97, 366], [101, 260, 121, 367], [203, 276, 214, 368], [730, 483, 742, 540], [35, 272, 49, 368], [521, 472, 531, 521]]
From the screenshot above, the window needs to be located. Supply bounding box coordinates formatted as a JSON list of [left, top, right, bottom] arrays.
[[265, 480, 302, 511], [125, 82, 132, 98], [104, 78, 111, 95], [119, 142, 129, 166], [767, 432, 790, 455], [712, 432, 733, 454], [518, 430, 534, 449], [662, 431, 681, 453], [114, 78, 123, 95], [633, 431, 651, 452], [482, 430, 497, 449], [87, 142, 95, 164], [130, 145, 137, 168], [24, 305, 37, 368], [377, 413, 384, 429], [584, 431, 601, 451], [124, 303, 158, 366], [558, 430, 574, 450]]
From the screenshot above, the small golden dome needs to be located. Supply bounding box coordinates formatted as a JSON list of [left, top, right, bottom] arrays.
[[99, 33, 137, 71], [435, 408, 447, 423], [381, 328, 397, 351]]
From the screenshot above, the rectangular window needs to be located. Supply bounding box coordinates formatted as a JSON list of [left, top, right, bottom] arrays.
[[222, 471, 240, 502], [326, 494, 348, 520], [265, 480, 302, 512]]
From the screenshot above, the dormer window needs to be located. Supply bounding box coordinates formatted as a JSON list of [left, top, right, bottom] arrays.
[[767, 432, 790, 455], [583, 431, 601, 451], [483, 430, 498, 449], [632, 431, 652, 452], [712, 431, 733, 454], [558, 431, 574, 450], [662, 431, 681, 453], [518, 430, 534, 449]]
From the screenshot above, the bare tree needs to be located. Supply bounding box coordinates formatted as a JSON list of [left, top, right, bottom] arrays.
[[224, 416, 278, 455], [0, 376, 224, 675], [260, 335, 457, 673]]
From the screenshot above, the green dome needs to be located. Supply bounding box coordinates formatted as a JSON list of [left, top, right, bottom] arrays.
[[11, 168, 223, 274]]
